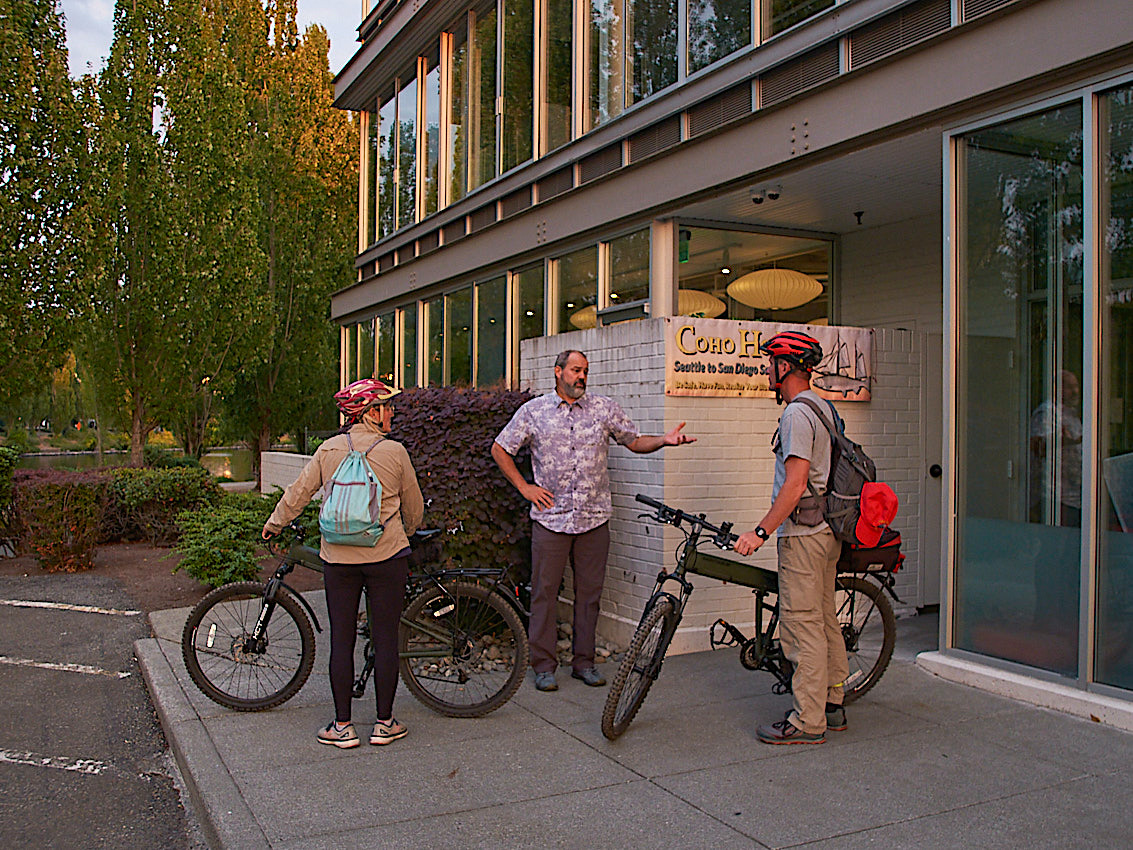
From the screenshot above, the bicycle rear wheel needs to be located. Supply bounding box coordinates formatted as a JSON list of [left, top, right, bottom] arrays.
[[182, 582, 315, 711], [601, 596, 678, 740], [836, 575, 896, 703], [398, 581, 528, 717]]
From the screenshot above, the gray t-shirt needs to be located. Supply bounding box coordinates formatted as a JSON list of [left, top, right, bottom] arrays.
[[772, 389, 834, 537]]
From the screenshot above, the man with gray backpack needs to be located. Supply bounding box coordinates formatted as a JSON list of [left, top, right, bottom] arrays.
[[734, 331, 851, 745], [263, 378, 423, 749]]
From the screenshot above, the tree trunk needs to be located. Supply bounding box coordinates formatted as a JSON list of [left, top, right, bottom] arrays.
[[129, 401, 147, 467]]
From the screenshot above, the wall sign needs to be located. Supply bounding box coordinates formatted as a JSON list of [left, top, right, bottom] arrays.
[[664, 317, 872, 401]]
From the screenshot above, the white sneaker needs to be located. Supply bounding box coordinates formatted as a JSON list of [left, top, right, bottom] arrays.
[[370, 719, 408, 745], [317, 721, 360, 749]]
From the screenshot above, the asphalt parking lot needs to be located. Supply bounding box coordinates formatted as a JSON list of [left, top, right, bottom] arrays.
[[0, 574, 204, 849]]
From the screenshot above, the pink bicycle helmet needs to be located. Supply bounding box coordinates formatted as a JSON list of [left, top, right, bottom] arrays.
[[334, 378, 401, 420]]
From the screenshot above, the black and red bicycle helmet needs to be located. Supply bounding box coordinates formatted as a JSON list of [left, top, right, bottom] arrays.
[[759, 331, 823, 371]]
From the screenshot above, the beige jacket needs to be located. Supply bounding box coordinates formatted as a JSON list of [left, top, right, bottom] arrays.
[[264, 421, 424, 564]]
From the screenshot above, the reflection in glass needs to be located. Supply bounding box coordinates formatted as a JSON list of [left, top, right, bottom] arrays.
[[378, 93, 397, 239], [376, 312, 395, 384], [397, 74, 418, 229], [766, 0, 834, 37], [426, 296, 444, 386], [357, 320, 376, 380], [344, 324, 358, 383], [516, 265, 545, 342], [402, 303, 418, 387], [477, 277, 508, 386], [628, 0, 677, 106], [448, 22, 469, 203], [688, 0, 751, 74], [501, 0, 534, 173], [609, 229, 650, 305], [471, 7, 498, 190], [589, 0, 623, 127], [544, 0, 573, 152], [955, 104, 1083, 677], [557, 246, 598, 333], [447, 287, 474, 385], [1097, 85, 1133, 690], [365, 110, 379, 245], [423, 59, 441, 217]]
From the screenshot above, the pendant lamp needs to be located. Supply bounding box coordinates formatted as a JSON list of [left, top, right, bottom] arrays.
[[726, 268, 823, 310], [677, 289, 726, 318]]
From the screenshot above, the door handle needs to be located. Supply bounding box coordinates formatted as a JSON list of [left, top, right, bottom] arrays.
[[929, 464, 942, 479]]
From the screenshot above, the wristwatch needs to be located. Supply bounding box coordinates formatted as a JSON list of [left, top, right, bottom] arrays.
[[754, 526, 770, 541]]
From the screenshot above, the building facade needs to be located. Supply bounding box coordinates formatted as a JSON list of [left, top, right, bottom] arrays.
[[330, 0, 1133, 713]]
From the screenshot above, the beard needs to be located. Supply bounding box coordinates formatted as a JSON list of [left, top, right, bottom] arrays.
[[560, 379, 585, 399]]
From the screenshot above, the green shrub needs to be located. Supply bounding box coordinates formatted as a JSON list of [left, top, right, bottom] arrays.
[[3, 428, 33, 453], [143, 445, 202, 469], [388, 386, 533, 581], [106, 467, 221, 545], [12, 469, 109, 571], [0, 446, 20, 542], [174, 490, 320, 588]]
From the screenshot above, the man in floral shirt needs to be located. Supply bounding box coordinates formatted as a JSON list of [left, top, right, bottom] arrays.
[[492, 350, 695, 691]]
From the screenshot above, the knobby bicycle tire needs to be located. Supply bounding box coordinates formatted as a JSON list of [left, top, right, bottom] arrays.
[[398, 581, 528, 717], [601, 596, 677, 740], [181, 582, 316, 711], [836, 575, 896, 703]]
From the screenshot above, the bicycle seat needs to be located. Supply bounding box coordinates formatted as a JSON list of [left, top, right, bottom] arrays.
[[412, 528, 442, 543]]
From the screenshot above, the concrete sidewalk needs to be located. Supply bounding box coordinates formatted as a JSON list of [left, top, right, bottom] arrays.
[[137, 599, 1133, 849]]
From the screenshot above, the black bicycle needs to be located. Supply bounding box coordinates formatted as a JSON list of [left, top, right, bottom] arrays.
[[601, 494, 900, 740], [181, 523, 529, 717]]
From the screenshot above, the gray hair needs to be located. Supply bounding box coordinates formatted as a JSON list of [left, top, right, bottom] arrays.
[[554, 349, 587, 370]]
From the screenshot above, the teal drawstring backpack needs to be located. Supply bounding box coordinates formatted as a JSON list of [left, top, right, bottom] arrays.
[[318, 434, 385, 546]]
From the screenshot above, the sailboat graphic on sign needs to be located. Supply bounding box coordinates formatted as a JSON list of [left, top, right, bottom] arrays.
[[812, 333, 870, 399]]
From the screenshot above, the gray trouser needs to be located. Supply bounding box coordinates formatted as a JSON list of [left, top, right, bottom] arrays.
[[529, 521, 610, 673]]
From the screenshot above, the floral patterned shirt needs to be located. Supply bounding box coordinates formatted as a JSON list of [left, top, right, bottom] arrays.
[[495, 392, 640, 534]]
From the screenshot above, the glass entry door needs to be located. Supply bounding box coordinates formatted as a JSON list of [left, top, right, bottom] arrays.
[[955, 103, 1084, 677]]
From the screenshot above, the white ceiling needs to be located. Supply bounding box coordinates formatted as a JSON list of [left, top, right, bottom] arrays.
[[672, 126, 945, 235]]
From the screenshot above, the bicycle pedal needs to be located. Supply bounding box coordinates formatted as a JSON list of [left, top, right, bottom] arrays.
[[710, 619, 746, 649]]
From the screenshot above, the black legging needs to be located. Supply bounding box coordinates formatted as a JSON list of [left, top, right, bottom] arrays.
[[323, 553, 409, 723]]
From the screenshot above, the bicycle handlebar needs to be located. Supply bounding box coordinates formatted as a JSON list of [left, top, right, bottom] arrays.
[[634, 493, 738, 550]]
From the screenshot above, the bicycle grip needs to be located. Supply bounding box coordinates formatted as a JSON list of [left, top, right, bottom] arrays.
[[635, 493, 664, 510]]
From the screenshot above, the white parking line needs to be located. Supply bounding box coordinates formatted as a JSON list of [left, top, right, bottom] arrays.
[[0, 655, 132, 679], [0, 748, 107, 775], [0, 599, 142, 616]]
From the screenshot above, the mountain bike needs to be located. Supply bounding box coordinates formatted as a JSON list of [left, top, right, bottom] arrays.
[[181, 522, 529, 717], [601, 494, 900, 740]]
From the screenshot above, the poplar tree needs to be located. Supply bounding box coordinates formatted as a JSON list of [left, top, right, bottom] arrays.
[[0, 0, 83, 410]]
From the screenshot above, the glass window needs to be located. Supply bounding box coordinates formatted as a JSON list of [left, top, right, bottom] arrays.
[[501, 0, 535, 173], [677, 226, 828, 323], [448, 21, 470, 203], [544, 0, 573, 152], [423, 55, 441, 217], [397, 73, 418, 229], [589, 0, 624, 127], [470, 6, 498, 190], [688, 0, 751, 74], [628, 0, 677, 106], [516, 264, 545, 341], [1096, 84, 1133, 690], [401, 303, 419, 387], [365, 110, 379, 245], [447, 287, 474, 384], [378, 92, 397, 240], [344, 324, 358, 383], [557, 246, 599, 332], [609, 228, 650, 305], [955, 104, 1083, 677], [476, 277, 508, 386], [426, 296, 444, 386], [357, 319, 376, 380], [765, 0, 834, 38], [376, 312, 395, 384]]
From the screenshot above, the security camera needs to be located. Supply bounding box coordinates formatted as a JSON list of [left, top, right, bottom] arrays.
[[766, 186, 780, 201], [751, 190, 765, 205]]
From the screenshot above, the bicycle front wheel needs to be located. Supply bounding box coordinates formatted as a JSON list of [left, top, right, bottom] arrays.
[[836, 575, 896, 703], [181, 582, 315, 711], [601, 596, 677, 740], [398, 581, 528, 717]]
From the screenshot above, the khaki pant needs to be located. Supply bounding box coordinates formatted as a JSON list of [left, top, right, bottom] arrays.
[[777, 530, 848, 734]]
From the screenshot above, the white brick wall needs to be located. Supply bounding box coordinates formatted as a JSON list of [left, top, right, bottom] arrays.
[[520, 319, 924, 655], [261, 451, 314, 497]]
